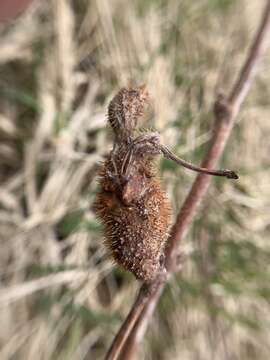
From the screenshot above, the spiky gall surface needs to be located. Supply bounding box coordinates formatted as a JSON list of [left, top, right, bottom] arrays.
[[95, 86, 171, 281]]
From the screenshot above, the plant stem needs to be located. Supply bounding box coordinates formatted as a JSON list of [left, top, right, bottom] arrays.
[[105, 1, 270, 358]]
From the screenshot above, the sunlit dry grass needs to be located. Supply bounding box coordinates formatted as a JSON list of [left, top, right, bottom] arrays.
[[0, 0, 269, 359]]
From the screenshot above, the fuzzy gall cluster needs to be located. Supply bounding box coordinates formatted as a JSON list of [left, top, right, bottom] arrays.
[[95, 86, 171, 282]]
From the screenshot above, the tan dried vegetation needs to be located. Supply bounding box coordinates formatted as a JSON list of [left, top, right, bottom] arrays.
[[0, 0, 269, 359]]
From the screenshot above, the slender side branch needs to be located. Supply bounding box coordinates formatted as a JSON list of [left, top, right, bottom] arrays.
[[105, 2, 270, 359], [228, 0, 270, 110], [118, 285, 164, 360], [105, 285, 149, 360], [105, 274, 166, 360], [160, 145, 238, 179]]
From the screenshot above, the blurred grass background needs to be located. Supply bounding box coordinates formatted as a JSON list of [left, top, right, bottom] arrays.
[[0, 0, 270, 359]]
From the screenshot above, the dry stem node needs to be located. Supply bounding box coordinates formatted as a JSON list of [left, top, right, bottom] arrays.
[[214, 93, 232, 121]]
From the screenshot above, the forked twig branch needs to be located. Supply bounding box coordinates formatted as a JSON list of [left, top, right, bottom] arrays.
[[105, 276, 166, 360], [105, 2, 270, 359]]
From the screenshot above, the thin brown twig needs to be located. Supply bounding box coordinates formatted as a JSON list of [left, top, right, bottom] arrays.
[[105, 1, 270, 359], [118, 282, 164, 360], [105, 274, 166, 360], [105, 285, 148, 360]]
